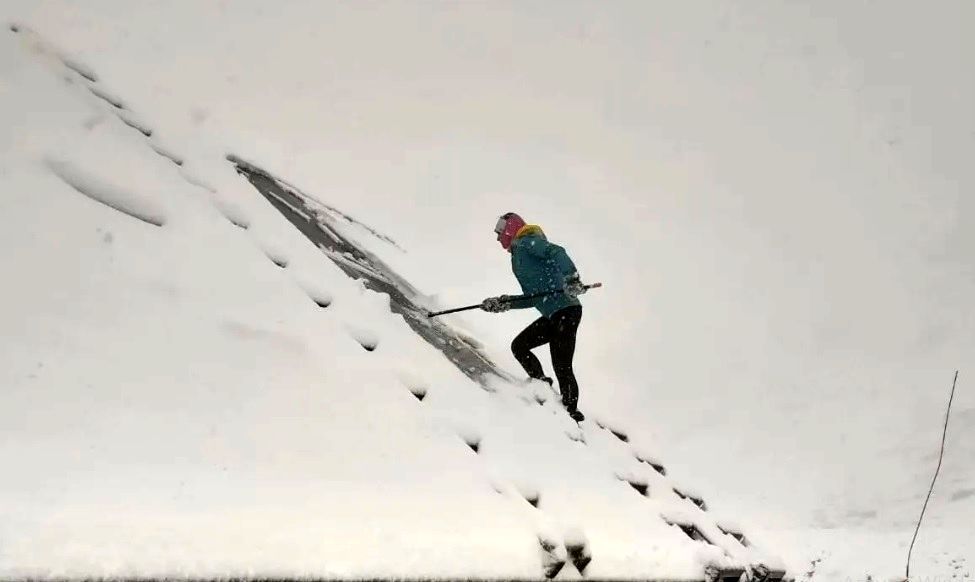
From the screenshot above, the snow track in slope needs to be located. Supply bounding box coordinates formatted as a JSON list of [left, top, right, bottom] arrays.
[[228, 154, 512, 388]]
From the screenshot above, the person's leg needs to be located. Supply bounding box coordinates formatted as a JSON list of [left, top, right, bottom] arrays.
[[511, 316, 554, 380], [549, 306, 583, 410]]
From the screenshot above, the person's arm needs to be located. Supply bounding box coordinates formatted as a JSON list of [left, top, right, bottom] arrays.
[[481, 293, 537, 312], [507, 293, 538, 310]]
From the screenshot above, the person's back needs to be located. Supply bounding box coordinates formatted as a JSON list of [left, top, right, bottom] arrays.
[[509, 225, 581, 317]]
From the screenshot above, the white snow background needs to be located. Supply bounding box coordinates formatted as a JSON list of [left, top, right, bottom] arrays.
[[1, 1, 973, 580]]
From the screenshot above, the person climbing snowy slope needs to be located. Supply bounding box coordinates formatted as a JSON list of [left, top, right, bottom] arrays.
[[482, 212, 588, 422]]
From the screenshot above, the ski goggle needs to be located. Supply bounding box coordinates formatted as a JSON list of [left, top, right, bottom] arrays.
[[494, 216, 508, 236]]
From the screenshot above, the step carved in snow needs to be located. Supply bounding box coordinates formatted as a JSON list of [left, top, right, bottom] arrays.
[[634, 453, 667, 476], [616, 473, 649, 497], [88, 85, 125, 109], [717, 523, 750, 547], [566, 540, 592, 575], [149, 142, 184, 167], [627, 479, 649, 497], [673, 487, 708, 511], [705, 564, 746, 582], [462, 434, 481, 454], [117, 110, 153, 137], [229, 155, 513, 388], [62, 57, 98, 82], [749, 562, 788, 582], [665, 519, 714, 545], [594, 419, 629, 442], [266, 253, 289, 268], [518, 484, 541, 508], [308, 294, 331, 308], [538, 537, 566, 579]]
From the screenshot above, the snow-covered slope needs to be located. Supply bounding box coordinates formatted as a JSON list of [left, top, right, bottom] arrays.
[[0, 25, 785, 581], [2, 2, 973, 581]]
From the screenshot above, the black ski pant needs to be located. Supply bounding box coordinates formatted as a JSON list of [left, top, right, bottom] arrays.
[[511, 305, 583, 411]]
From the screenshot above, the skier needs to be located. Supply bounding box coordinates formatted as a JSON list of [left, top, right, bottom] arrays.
[[482, 212, 587, 422]]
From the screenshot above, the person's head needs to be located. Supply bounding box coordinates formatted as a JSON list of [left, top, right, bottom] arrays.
[[494, 212, 526, 251]]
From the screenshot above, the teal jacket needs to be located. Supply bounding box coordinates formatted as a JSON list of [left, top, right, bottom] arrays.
[[509, 225, 581, 318]]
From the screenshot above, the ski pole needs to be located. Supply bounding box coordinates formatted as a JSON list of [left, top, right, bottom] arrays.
[[426, 282, 602, 318]]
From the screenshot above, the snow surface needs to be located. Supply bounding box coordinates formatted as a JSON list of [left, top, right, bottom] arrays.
[[0, 23, 775, 581], [2, 1, 974, 580]]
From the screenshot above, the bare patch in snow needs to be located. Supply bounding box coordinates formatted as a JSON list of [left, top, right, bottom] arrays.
[[45, 158, 166, 227]]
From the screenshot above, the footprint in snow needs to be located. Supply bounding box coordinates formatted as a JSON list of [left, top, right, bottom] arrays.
[[345, 326, 379, 352], [563, 528, 592, 575], [537, 537, 566, 580], [462, 434, 481, 454], [148, 141, 184, 167], [117, 110, 153, 137], [266, 253, 289, 268], [87, 85, 125, 110]]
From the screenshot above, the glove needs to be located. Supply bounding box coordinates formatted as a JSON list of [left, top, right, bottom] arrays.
[[481, 295, 512, 313], [564, 273, 586, 298]]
